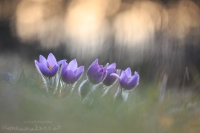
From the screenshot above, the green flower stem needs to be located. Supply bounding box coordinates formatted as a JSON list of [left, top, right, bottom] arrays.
[[35, 61, 49, 92]]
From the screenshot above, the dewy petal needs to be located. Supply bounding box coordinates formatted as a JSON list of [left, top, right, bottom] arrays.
[[67, 59, 77, 71], [39, 55, 47, 65], [47, 53, 57, 66], [106, 63, 116, 69], [58, 60, 66, 66], [125, 67, 132, 77], [61, 70, 76, 84]]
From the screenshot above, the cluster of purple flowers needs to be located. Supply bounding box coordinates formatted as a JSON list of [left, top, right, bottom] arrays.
[[35, 53, 139, 100], [35, 53, 84, 85], [86, 59, 139, 90]]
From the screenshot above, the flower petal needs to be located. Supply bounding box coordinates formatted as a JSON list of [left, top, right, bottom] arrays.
[[58, 60, 66, 66], [119, 71, 128, 88], [91, 59, 98, 66], [36, 62, 49, 75], [87, 65, 106, 84], [67, 59, 77, 71], [47, 53, 57, 66], [74, 66, 84, 81], [106, 63, 116, 69], [61, 61, 68, 74], [103, 68, 117, 86], [50, 65, 59, 76], [62, 70, 76, 84], [88, 72, 104, 84], [39, 55, 47, 65], [75, 66, 84, 76], [87, 59, 107, 84], [37, 62, 58, 77], [110, 73, 120, 79], [120, 70, 127, 79], [88, 59, 98, 71], [126, 72, 140, 90], [125, 67, 132, 77], [87, 64, 99, 77]]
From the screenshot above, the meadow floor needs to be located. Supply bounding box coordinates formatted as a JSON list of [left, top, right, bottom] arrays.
[[0, 65, 200, 133]]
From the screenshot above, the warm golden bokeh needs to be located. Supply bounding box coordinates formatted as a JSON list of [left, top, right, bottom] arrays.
[[167, 0, 200, 40], [15, 0, 65, 48], [16, 0, 44, 41], [64, 0, 120, 59], [0, 0, 198, 63], [114, 1, 165, 45]]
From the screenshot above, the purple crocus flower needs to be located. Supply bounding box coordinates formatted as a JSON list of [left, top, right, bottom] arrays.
[[103, 63, 120, 86], [61, 59, 84, 84], [35, 53, 64, 77], [111, 67, 139, 90], [87, 59, 107, 85]]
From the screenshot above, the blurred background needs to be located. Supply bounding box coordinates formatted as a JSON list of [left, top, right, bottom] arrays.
[[0, 0, 200, 85], [0, 0, 200, 86], [1, 0, 200, 133]]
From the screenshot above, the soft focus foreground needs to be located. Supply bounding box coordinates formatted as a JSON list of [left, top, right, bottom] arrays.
[[0, 55, 200, 133]]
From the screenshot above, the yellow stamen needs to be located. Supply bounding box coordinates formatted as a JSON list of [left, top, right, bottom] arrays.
[[48, 66, 53, 70]]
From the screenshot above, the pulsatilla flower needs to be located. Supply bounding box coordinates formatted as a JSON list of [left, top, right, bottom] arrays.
[[87, 59, 107, 84], [111, 67, 139, 90], [103, 63, 120, 86], [61, 59, 84, 84], [35, 53, 64, 77]]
